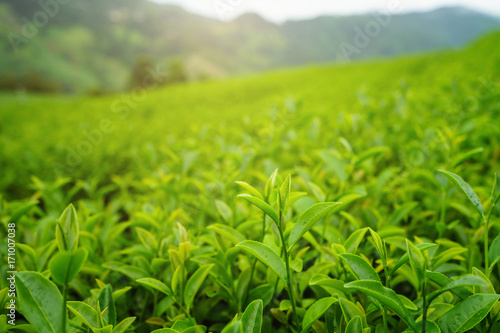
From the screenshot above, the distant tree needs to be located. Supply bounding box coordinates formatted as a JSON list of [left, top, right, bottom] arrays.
[[166, 58, 188, 84], [128, 56, 153, 90]]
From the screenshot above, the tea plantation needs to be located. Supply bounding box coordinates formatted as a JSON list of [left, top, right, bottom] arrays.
[[1, 32, 500, 333]]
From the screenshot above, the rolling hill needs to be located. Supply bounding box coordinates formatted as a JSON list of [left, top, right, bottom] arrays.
[[1, 0, 499, 93]]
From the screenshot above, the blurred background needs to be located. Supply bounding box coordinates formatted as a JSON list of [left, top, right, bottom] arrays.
[[1, 0, 499, 95]]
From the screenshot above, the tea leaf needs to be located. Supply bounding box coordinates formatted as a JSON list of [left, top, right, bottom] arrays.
[[301, 297, 338, 333], [98, 285, 116, 326], [67, 301, 99, 328], [216, 200, 233, 222], [8, 201, 38, 223], [288, 202, 342, 250], [16, 272, 67, 333], [241, 299, 263, 333], [221, 321, 243, 333], [112, 317, 136, 333], [236, 240, 286, 283], [136, 278, 173, 296], [368, 228, 385, 263], [406, 240, 425, 287], [235, 181, 264, 200], [452, 147, 484, 168], [339, 298, 366, 327], [135, 227, 158, 251], [345, 280, 416, 330], [488, 233, 500, 271], [344, 228, 369, 254], [339, 254, 380, 282], [389, 243, 436, 277], [184, 264, 214, 310], [427, 275, 489, 302], [49, 248, 88, 286], [345, 316, 363, 333], [278, 174, 291, 211], [438, 170, 485, 218], [237, 194, 279, 224], [438, 294, 500, 333], [55, 204, 80, 251]]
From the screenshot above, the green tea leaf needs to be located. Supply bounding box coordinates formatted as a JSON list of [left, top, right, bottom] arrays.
[[56, 204, 80, 251], [207, 224, 246, 245], [278, 174, 291, 212], [8, 201, 38, 223], [438, 294, 500, 333], [241, 300, 263, 333], [344, 228, 369, 254], [67, 301, 99, 328], [236, 240, 286, 283], [406, 240, 425, 288], [345, 280, 415, 330], [339, 254, 380, 282], [345, 316, 363, 333], [432, 247, 468, 270], [102, 262, 149, 280], [426, 271, 472, 300], [339, 298, 366, 327], [16, 271, 67, 333], [184, 264, 214, 310], [427, 274, 489, 303], [237, 194, 278, 224], [235, 181, 264, 200], [215, 200, 233, 222], [438, 170, 485, 218], [471, 267, 495, 294], [135, 227, 158, 251], [368, 228, 386, 263], [288, 202, 342, 250], [488, 234, 500, 271], [265, 169, 279, 200], [98, 285, 116, 326], [452, 147, 484, 168], [221, 321, 243, 333], [389, 243, 436, 277], [136, 278, 173, 296], [94, 325, 113, 333], [49, 248, 88, 286], [112, 317, 136, 333], [247, 285, 274, 307], [301, 297, 338, 333]]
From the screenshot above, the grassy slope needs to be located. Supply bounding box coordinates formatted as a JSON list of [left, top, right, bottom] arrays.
[[0, 31, 499, 198]]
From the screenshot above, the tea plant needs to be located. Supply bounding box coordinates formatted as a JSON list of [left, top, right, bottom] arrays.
[[1, 31, 500, 333]]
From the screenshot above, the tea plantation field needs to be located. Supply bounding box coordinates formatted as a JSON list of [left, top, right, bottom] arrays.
[[1, 32, 500, 333]]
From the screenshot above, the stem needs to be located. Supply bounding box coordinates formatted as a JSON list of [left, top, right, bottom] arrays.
[[278, 211, 300, 330], [440, 191, 446, 224], [422, 280, 428, 333], [172, 296, 195, 324], [484, 198, 496, 278], [383, 306, 388, 333], [484, 217, 490, 278], [383, 263, 390, 333], [62, 284, 68, 332], [245, 212, 267, 307]]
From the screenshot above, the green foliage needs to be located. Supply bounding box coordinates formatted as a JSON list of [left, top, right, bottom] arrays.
[[49, 248, 88, 285], [16, 272, 67, 333], [3, 30, 500, 333]]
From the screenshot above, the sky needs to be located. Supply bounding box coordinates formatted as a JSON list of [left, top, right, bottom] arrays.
[[151, 0, 500, 22]]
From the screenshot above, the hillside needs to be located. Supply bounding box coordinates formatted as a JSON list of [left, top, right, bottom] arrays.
[[1, 22, 500, 333], [1, 0, 499, 93], [1, 30, 499, 198]]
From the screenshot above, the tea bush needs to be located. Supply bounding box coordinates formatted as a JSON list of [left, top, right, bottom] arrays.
[[0, 32, 500, 332]]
